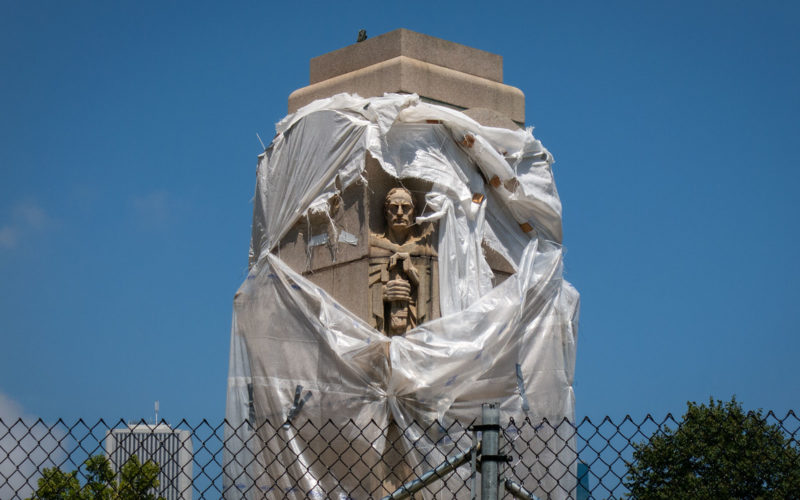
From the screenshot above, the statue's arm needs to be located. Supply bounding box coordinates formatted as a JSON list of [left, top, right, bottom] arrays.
[[390, 252, 419, 285], [402, 255, 420, 285]]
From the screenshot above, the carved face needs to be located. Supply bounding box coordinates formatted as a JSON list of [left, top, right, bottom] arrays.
[[385, 189, 414, 231]]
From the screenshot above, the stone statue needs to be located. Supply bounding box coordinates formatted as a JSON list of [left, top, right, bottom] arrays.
[[369, 187, 438, 336]]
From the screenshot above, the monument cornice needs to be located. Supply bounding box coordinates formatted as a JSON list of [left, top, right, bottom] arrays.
[[288, 29, 525, 126]]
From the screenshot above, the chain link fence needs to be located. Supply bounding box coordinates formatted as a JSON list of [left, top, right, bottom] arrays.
[[1, 411, 798, 499]]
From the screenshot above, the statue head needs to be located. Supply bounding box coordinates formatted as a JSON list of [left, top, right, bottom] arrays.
[[384, 187, 415, 240]]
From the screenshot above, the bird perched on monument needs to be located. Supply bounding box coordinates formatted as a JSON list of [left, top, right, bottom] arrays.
[[357, 29, 367, 42]]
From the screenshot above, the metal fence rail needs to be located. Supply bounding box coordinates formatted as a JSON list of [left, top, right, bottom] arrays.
[[1, 411, 798, 499]]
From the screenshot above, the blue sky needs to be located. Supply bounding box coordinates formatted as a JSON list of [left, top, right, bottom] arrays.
[[1, 1, 798, 424]]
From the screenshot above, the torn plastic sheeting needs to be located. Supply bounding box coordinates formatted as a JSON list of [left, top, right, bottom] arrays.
[[225, 93, 579, 499], [228, 243, 574, 498], [249, 109, 368, 266], [337, 230, 358, 245], [395, 102, 562, 243]]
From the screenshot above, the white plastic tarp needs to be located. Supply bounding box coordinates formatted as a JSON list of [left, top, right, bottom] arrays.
[[225, 93, 579, 499]]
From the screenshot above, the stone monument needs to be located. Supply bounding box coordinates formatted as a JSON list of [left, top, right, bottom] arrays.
[[225, 29, 579, 499], [271, 28, 523, 330]]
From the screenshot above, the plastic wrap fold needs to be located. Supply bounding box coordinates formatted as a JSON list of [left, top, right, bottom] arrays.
[[225, 94, 579, 499]]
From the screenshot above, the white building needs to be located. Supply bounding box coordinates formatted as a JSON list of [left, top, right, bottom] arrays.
[[105, 423, 193, 500]]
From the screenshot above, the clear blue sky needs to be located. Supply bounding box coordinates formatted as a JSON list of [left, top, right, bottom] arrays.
[[1, 1, 798, 424]]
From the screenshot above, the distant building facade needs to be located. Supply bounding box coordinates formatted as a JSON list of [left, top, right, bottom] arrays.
[[105, 423, 193, 500]]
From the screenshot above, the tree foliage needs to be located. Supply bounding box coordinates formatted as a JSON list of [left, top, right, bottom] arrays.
[[625, 397, 800, 499], [27, 454, 164, 500]]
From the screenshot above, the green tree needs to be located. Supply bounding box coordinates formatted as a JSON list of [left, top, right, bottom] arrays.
[[117, 455, 162, 500], [27, 454, 165, 500], [27, 467, 82, 500], [625, 397, 800, 499], [81, 455, 115, 500]]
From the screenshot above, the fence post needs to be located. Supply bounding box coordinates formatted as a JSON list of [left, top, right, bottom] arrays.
[[480, 402, 500, 500]]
